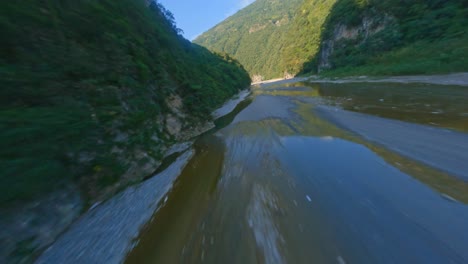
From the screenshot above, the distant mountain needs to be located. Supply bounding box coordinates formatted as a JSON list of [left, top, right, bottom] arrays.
[[301, 0, 468, 76], [194, 0, 304, 81], [196, 0, 468, 78]]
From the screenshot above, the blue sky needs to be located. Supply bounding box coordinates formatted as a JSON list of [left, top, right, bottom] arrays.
[[158, 0, 255, 40]]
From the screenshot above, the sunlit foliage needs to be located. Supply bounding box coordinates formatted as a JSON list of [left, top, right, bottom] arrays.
[[195, 0, 468, 78]]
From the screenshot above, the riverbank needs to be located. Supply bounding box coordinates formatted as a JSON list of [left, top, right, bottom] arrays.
[[252, 72, 468, 88], [29, 76, 468, 263], [252, 77, 308, 86], [36, 151, 194, 264], [30, 88, 251, 264], [316, 105, 468, 181], [212, 89, 251, 119], [307, 72, 468, 86], [125, 82, 468, 263]]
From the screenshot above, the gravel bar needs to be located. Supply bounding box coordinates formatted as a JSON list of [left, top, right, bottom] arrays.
[[317, 106, 468, 181]]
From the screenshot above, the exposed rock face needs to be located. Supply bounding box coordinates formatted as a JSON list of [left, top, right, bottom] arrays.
[[252, 75, 264, 83], [249, 24, 267, 33], [318, 14, 397, 71], [166, 114, 182, 136], [273, 16, 289, 27], [318, 40, 334, 72], [283, 72, 294, 79], [165, 94, 193, 138], [166, 94, 185, 118]]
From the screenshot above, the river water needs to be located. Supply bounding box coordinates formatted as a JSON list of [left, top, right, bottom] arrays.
[[126, 80, 468, 264]]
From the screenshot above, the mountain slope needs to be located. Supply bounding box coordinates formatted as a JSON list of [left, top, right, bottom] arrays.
[[196, 0, 468, 78], [281, 0, 337, 74], [0, 0, 249, 205], [309, 0, 468, 75], [0, 1, 250, 261], [194, 0, 304, 80]]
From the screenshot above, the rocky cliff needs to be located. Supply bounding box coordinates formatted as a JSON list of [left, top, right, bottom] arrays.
[[318, 14, 399, 71], [311, 0, 468, 75]]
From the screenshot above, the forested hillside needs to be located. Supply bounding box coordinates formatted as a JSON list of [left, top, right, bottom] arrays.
[[308, 0, 468, 76], [281, 0, 337, 74], [194, 0, 303, 80], [0, 0, 249, 217], [196, 0, 468, 78], [1, 0, 250, 261]]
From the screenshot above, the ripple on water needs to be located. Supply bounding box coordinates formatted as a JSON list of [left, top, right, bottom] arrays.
[[247, 184, 285, 264]]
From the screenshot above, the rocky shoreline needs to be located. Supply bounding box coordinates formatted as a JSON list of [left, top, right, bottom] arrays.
[[36, 151, 194, 264], [0, 88, 251, 264], [30, 89, 250, 264]]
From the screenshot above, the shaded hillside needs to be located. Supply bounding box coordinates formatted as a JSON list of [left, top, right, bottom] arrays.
[[1, 0, 250, 262], [0, 0, 250, 208], [194, 0, 303, 80], [307, 0, 468, 75]]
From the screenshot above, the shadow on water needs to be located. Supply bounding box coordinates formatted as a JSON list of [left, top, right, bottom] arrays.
[[213, 98, 253, 129], [126, 135, 226, 264]]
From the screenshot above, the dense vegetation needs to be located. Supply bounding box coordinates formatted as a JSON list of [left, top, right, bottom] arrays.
[[1, 0, 466, 207], [0, 0, 250, 206], [196, 0, 468, 78], [281, 0, 337, 74], [308, 0, 468, 75], [194, 0, 304, 80]]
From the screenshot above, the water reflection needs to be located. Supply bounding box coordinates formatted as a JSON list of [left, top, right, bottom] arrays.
[[293, 102, 468, 204], [125, 136, 225, 264], [253, 81, 468, 132], [277, 136, 468, 263], [126, 81, 468, 264]]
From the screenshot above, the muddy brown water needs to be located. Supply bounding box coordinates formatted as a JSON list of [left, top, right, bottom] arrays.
[[126, 81, 468, 264]]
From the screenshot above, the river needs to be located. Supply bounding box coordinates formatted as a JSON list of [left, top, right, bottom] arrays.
[[125, 80, 468, 264]]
